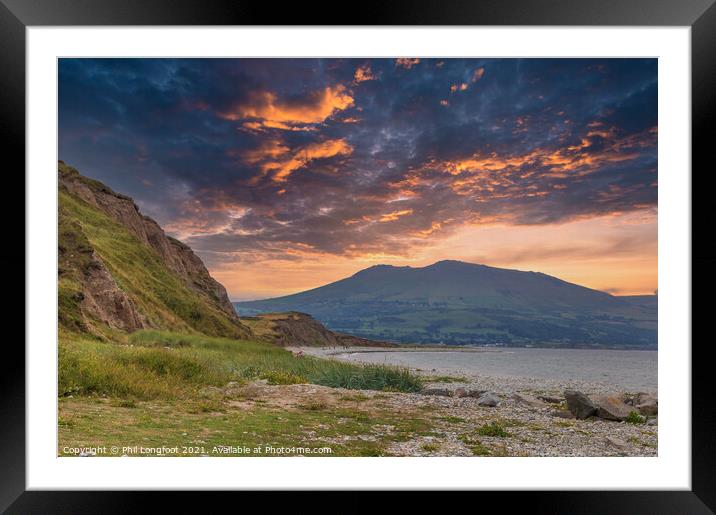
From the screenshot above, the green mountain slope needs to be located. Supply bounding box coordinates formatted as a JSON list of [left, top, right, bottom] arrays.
[[59, 162, 251, 340], [235, 260, 658, 348]]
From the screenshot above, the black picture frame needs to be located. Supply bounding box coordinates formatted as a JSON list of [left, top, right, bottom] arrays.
[[2, 0, 714, 511]]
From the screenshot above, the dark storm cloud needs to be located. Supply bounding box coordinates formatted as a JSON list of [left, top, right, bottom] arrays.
[[59, 58, 657, 262]]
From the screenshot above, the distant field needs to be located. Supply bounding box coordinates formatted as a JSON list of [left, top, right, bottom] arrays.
[[237, 301, 657, 347]]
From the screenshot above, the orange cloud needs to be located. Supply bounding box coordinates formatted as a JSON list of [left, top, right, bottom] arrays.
[[379, 209, 413, 222], [354, 64, 375, 83], [262, 138, 354, 183], [220, 85, 354, 130], [415, 220, 452, 238], [388, 126, 652, 202], [241, 138, 290, 165], [396, 58, 420, 69]]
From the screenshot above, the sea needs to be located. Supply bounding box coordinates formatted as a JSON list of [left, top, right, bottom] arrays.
[[330, 347, 658, 391]]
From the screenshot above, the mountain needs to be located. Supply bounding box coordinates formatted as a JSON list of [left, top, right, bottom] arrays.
[[235, 260, 658, 348], [59, 161, 251, 339]]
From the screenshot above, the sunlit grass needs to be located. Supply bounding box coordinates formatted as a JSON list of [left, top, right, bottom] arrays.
[[59, 330, 423, 400]]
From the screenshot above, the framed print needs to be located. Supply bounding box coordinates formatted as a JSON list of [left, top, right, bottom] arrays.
[[3, 0, 715, 511]]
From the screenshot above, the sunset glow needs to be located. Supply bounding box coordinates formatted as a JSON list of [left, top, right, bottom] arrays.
[[59, 58, 657, 300]]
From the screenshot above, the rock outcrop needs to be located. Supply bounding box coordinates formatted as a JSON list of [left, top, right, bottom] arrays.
[[79, 250, 149, 332], [564, 389, 658, 422], [238, 311, 394, 347]]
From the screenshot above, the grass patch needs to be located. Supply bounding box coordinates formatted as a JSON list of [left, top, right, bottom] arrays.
[[58, 397, 435, 457], [339, 393, 371, 402], [625, 411, 647, 425], [261, 370, 307, 385], [298, 401, 329, 411], [554, 420, 576, 428], [438, 415, 466, 424], [420, 443, 439, 452], [458, 434, 492, 456], [423, 375, 468, 384], [476, 422, 510, 438], [109, 398, 137, 408]]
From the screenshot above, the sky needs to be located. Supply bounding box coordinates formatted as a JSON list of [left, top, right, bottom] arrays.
[[58, 58, 657, 300]]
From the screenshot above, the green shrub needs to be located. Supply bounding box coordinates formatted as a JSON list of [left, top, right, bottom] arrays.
[[625, 411, 646, 424], [261, 370, 307, 385]]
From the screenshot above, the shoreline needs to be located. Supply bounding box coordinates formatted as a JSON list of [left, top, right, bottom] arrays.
[[295, 346, 658, 397]]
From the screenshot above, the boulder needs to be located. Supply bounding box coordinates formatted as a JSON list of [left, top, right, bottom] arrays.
[[594, 395, 633, 421], [421, 387, 451, 397], [564, 389, 597, 419], [622, 393, 638, 406], [512, 393, 548, 408], [647, 418, 658, 426], [635, 393, 658, 416], [476, 392, 500, 407]]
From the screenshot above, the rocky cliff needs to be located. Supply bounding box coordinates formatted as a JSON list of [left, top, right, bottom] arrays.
[[58, 161, 251, 339]]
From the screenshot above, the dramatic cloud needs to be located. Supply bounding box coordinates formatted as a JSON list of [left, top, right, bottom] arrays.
[[59, 58, 658, 298], [257, 138, 353, 183], [220, 84, 354, 130]]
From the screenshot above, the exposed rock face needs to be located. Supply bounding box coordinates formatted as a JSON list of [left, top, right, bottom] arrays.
[[59, 162, 237, 319], [58, 206, 148, 333], [166, 236, 237, 317], [80, 251, 149, 332], [564, 389, 597, 419]]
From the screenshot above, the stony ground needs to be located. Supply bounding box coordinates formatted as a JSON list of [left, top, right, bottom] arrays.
[[59, 375, 657, 457], [295, 347, 659, 456]]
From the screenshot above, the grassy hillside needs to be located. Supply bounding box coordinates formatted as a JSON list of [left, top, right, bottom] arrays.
[[59, 190, 248, 339]]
